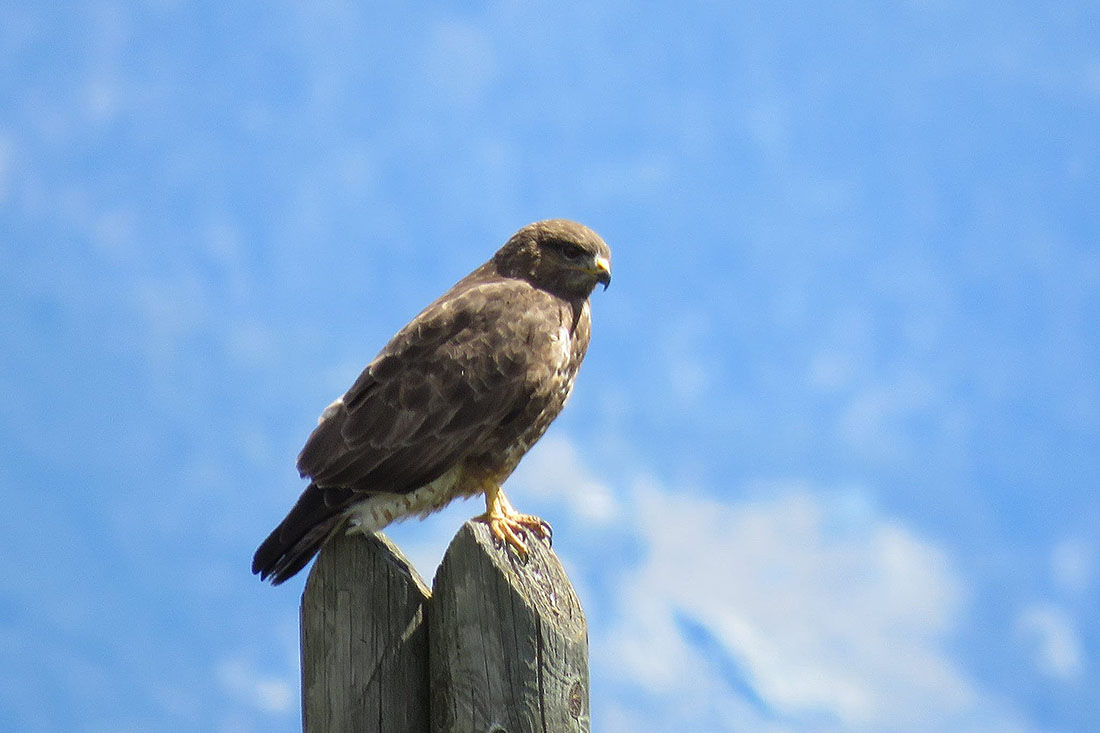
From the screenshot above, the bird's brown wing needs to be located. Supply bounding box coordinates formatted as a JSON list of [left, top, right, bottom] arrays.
[[254, 278, 558, 584], [297, 278, 556, 494]]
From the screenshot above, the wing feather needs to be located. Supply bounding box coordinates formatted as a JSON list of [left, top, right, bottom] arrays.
[[296, 279, 555, 494]]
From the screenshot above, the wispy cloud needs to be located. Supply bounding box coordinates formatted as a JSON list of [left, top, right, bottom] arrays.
[[1016, 604, 1085, 682], [512, 434, 620, 525], [215, 656, 294, 715], [1051, 537, 1095, 597]]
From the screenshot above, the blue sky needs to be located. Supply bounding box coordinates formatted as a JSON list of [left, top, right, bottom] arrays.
[[2, 1, 1098, 731]]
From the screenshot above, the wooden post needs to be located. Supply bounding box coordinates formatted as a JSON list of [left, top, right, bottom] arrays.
[[299, 521, 590, 733], [430, 521, 590, 733], [300, 530, 431, 733]]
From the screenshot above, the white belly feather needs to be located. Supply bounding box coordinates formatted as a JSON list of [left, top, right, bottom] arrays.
[[345, 463, 465, 535]]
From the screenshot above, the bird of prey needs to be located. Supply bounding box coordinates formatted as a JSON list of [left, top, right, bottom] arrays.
[[253, 219, 612, 584]]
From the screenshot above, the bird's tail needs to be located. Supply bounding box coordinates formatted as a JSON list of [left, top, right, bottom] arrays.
[[252, 484, 356, 585]]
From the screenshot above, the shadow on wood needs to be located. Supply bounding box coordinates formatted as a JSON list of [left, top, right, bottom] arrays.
[[430, 521, 589, 733], [300, 531, 431, 733]]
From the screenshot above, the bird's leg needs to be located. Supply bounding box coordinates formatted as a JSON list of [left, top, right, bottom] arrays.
[[476, 484, 552, 556]]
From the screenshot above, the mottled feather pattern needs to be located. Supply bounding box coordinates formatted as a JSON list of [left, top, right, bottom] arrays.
[[301, 281, 583, 493]]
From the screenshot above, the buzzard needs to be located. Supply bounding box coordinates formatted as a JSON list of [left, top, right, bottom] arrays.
[[253, 219, 612, 584]]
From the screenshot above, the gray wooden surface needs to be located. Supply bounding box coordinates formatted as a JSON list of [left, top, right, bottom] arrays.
[[300, 530, 431, 733], [429, 521, 590, 733]]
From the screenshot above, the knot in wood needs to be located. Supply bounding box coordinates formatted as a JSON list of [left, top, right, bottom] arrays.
[[568, 679, 585, 719]]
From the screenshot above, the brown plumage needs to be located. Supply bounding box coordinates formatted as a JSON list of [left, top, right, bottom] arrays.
[[253, 219, 612, 584]]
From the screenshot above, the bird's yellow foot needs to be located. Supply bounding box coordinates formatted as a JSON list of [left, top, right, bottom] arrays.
[[477, 487, 552, 556]]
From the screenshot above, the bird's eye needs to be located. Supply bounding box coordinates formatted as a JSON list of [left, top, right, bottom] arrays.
[[559, 243, 584, 261]]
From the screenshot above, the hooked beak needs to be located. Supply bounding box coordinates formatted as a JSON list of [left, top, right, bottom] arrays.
[[593, 256, 612, 290]]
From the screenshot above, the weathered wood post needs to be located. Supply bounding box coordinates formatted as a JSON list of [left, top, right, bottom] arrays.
[[299, 521, 590, 733], [300, 531, 431, 732], [430, 522, 589, 732]]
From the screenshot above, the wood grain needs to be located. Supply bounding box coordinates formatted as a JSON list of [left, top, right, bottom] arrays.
[[300, 530, 431, 733]]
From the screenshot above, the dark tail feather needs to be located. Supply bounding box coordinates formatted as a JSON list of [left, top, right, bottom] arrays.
[[252, 484, 355, 585]]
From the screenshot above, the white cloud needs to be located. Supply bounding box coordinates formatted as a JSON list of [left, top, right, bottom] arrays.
[[511, 434, 619, 524], [1016, 604, 1085, 681], [585, 474, 1029, 732], [215, 657, 294, 715]]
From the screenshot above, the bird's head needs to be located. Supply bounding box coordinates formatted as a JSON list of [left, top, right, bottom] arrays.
[[494, 219, 612, 300]]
